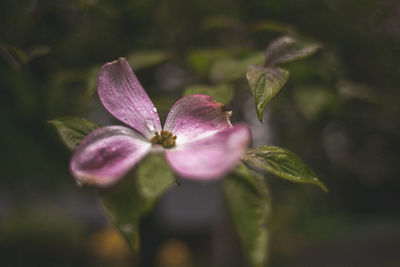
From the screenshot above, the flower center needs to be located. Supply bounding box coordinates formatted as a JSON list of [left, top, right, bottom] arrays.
[[150, 130, 177, 148]]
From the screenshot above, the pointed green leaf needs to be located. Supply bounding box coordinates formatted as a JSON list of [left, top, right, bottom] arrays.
[[264, 35, 321, 67], [243, 145, 328, 192], [223, 164, 271, 267], [99, 153, 175, 251], [183, 84, 233, 104], [246, 65, 289, 122], [49, 117, 100, 150]]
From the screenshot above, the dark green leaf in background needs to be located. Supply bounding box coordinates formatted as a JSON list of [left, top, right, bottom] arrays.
[[246, 65, 289, 122], [0, 43, 50, 69], [85, 66, 100, 97], [249, 20, 295, 34], [187, 48, 232, 76], [127, 50, 170, 70], [293, 86, 336, 121], [202, 15, 244, 31], [223, 164, 271, 267], [48, 117, 100, 150], [264, 35, 321, 68], [210, 52, 264, 82], [243, 145, 328, 192], [0, 44, 28, 71], [99, 153, 176, 251], [183, 84, 233, 104]]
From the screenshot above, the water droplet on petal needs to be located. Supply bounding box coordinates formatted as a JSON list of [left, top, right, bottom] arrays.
[[147, 121, 155, 131], [153, 107, 157, 113]]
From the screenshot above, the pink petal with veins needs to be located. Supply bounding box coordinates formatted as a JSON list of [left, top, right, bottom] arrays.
[[98, 58, 161, 139], [165, 124, 250, 180], [164, 95, 232, 144], [70, 126, 151, 187]]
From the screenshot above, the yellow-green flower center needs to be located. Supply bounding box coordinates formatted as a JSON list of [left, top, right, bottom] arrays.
[[150, 130, 177, 148]]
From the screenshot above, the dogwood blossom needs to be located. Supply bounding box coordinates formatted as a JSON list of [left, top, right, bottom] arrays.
[[70, 58, 250, 186]]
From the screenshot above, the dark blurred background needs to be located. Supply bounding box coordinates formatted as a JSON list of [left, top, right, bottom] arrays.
[[1, 0, 399, 266]]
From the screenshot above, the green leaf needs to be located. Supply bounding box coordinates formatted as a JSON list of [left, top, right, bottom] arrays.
[[0, 43, 26, 70], [49, 117, 100, 150], [137, 154, 176, 200], [187, 48, 232, 75], [28, 46, 51, 60], [85, 66, 100, 97], [183, 84, 233, 104], [127, 50, 169, 70], [337, 80, 379, 104], [223, 164, 271, 267], [293, 86, 336, 121], [246, 65, 289, 122], [210, 52, 264, 82], [98, 153, 175, 251], [264, 35, 321, 67], [202, 15, 243, 31], [243, 145, 328, 192], [250, 20, 295, 34]]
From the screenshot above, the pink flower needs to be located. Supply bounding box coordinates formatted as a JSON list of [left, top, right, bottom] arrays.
[[70, 58, 250, 187]]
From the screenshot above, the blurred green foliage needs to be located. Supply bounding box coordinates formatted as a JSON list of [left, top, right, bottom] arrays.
[[100, 153, 176, 252], [1, 0, 400, 266], [223, 164, 271, 267]]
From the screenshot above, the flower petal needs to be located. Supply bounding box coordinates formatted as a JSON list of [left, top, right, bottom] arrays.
[[164, 95, 232, 144], [70, 126, 151, 187], [98, 58, 161, 139], [165, 124, 250, 180]]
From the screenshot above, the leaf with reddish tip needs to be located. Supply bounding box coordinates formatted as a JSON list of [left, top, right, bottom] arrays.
[[264, 35, 321, 67]]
